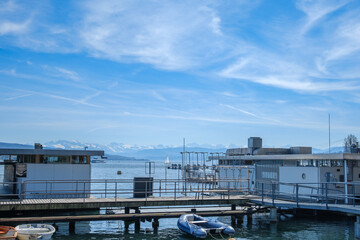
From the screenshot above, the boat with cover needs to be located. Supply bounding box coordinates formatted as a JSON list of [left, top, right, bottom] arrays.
[[0, 226, 17, 240], [15, 224, 56, 240], [177, 214, 235, 238]]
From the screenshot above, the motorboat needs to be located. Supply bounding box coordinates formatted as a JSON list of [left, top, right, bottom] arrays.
[[15, 224, 55, 240], [177, 214, 235, 238], [0, 226, 17, 240]]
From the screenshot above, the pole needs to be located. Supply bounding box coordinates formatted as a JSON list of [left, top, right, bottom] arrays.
[[329, 113, 331, 153], [344, 159, 348, 204]]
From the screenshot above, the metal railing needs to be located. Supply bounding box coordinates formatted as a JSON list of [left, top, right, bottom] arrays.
[[254, 180, 360, 209], [0, 178, 251, 202]]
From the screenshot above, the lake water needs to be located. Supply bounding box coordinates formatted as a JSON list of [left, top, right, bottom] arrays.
[[1, 160, 356, 239]]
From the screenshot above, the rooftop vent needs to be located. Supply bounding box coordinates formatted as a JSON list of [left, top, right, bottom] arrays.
[[248, 137, 262, 149], [34, 143, 43, 149]]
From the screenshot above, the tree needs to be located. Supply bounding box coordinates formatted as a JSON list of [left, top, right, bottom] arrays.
[[344, 134, 358, 152]]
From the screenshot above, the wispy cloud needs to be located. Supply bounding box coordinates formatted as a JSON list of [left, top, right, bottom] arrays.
[[79, 0, 236, 70], [6, 87, 102, 108], [5, 93, 34, 101], [55, 67, 81, 82], [0, 18, 32, 35], [296, 0, 351, 34], [220, 104, 257, 118]]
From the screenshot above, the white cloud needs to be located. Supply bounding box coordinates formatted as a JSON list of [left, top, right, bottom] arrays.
[[0, 19, 31, 35], [79, 0, 232, 70], [296, 0, 350, 34], [55, 67, 81, 82]]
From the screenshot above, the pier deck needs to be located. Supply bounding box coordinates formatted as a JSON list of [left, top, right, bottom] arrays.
[[0, 206, 251, 224], [251, 197, 360, 215]]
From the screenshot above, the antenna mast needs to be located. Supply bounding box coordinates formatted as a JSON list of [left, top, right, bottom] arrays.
[[328, 113, 331, 153]]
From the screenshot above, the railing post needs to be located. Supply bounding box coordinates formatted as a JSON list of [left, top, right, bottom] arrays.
[[115, 181, 117, 202], [105, 180, 107, 198], [296, 183, 299, 208], [83, 182, 86, 202], [50, 182, 53, 203], [261, 182, 264, 205], [325, 182, 328, 209], [202, 181, 204, 200], [272, 182, 275, 206], [159, 180, 162, 197], [354, 184, 356, 207], [145, 179, 148, 201], [174, 182, 177, 201]]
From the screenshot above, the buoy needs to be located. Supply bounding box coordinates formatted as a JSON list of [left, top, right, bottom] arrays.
[[117, 170, 122, 175]]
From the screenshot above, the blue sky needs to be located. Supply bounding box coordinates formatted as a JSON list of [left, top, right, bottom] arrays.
[[0, 0, 359, 148]]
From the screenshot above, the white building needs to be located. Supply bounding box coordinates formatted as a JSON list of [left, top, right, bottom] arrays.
[[212, 137, 360, 198], [0, 144, 104, 199]]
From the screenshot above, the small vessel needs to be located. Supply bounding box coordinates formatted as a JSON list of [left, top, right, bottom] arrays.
[[0, 226, 17, 240], [15, 224, 55, 240], [165, 156, 170, 165], [177, 214, 235, 238]]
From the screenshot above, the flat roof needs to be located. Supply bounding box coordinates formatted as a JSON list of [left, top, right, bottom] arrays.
[[0, 148, 104, 156], [214, 153, 360, 161]]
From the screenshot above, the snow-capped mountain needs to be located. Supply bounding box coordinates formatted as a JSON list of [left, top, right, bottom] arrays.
[[42, 140, 229, 159]]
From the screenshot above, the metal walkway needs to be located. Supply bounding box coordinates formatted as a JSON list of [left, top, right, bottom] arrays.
[[251, 197, 360, 215]]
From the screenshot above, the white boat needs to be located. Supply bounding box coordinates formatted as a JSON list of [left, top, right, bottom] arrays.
[[165, 156, 170, 165], [15, 224, 55, 240]]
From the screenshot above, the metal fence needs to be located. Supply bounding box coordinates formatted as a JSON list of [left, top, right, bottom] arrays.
[[0, 178, 251, 201], [254, 180, 360, 209]]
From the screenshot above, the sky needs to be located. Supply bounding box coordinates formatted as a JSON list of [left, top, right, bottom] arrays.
[[0, 0, 360, 149]]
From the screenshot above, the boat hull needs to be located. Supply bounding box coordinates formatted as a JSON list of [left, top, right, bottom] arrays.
[[0, 226, 17, 240], [177, 214, 235, 238], [16, 224, 55, 240]]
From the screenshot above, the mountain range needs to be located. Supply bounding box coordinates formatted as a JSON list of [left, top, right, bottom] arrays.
[[0, 140, 345, 161]]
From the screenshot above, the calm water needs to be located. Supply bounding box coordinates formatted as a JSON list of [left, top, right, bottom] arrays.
[[1, 161, 356, 239]]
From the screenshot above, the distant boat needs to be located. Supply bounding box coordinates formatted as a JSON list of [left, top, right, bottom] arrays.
[[165, 156, 170, 165], [91, 157, 106, 163], [15, 224, 55, 240], [177, 214, 235, 238], [0, 226, 17, 240]]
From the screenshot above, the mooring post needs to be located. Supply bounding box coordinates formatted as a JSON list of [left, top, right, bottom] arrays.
[[124, 221, 130, 234], [236, 214, 244, 226], [270, 208, 278, 223], [231, 216, 236, 225], [355, 216, 360, 239], [134, 220, 140, 233], [69, 221, 75, 234], [152, 218, 159, 234]]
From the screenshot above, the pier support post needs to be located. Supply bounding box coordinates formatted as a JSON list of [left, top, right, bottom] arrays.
[[270, 208, 278, 223], [236, 215, 243, 226], [231, 204, 236, 210], [124, 221, 130, 234], [125, 207, 130, 214], [69, 221, 75, 234], [152, 218, 159, 234], [246, 214, 253, 226], [231, 216, 236, 225], [135, 220, 140, 233], [355, 216, 360, 239]]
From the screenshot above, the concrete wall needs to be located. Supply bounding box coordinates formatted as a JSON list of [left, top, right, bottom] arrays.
[[17, 164, 91, 199]]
